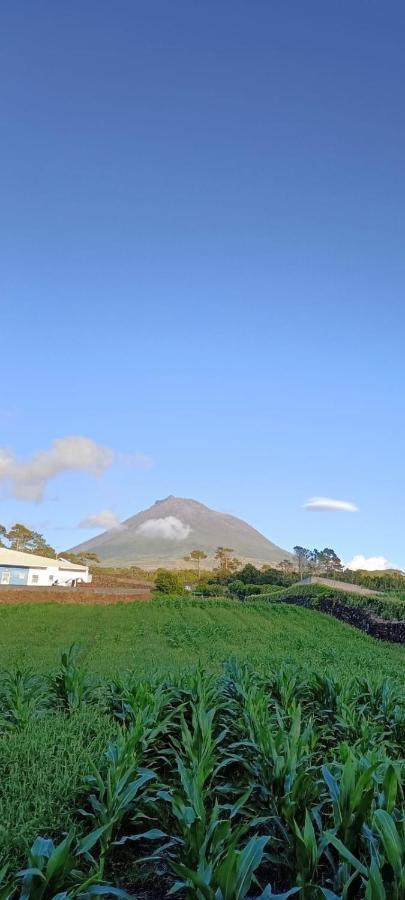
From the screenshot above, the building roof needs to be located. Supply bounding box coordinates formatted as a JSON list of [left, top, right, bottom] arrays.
[[0, 548, 87, 571]]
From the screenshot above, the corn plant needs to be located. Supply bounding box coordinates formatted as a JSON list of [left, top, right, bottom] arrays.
[[231, 686, 318, 821], [0, 670, 50, 731], [321, 752, 379, 854], [365, 808, 405, 898], [106, 675, 180, 772], [0, 864, 13, 900], [51, 645, 99, 711], [78, 730, 156, 876], [11, 833, 129, 900]]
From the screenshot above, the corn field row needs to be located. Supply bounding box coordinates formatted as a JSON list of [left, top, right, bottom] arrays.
[[1, 646, 404, 899]]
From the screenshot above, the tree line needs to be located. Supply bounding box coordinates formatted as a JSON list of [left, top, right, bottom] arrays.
[[0, 522, 99, 566]]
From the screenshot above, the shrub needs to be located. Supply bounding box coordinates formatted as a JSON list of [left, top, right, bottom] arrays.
[[154, 569, 184, 595]]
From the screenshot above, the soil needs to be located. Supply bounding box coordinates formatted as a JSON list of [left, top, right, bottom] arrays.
[[0, 584, 152, 604]]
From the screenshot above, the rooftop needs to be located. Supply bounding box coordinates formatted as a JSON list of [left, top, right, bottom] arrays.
[[0, 548, 87, 571]]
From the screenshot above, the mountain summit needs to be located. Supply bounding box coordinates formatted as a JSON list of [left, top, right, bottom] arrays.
[[69, 496, 291, 568]]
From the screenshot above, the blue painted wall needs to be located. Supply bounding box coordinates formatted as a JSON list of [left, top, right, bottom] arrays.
[[0, 565, 29, 585]]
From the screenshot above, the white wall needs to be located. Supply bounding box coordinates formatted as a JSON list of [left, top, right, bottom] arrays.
[[27, 566, 91, 586]]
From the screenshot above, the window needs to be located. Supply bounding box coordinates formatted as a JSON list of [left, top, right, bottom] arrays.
[[49, 575, 54, 582], [31, 574, 39, 584]]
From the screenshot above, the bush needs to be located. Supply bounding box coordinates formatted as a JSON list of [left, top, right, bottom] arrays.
[[194, 581, 225, 597], [154, 569, 184, 595], [228, 581, 267, 599]]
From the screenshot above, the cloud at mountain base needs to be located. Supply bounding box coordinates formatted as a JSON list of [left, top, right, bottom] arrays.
[[136, 516, 192, 541]]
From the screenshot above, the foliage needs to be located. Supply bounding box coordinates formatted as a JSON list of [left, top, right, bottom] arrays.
[[184, 549, 209, 580], [0, 651, 404, 896], [0, 707, 117, 865], [154, 569, 185, 594], [0, 523, 55, 558], [0, 599, 404, 683], [214, 547, 240, 576], [293, 546, 343, 578], [259, 582, 405, 621], [331, 568, 405, 593], [228, 580, 262, 599], [61, 551, 100, 567], [234, 565, 296, 588]]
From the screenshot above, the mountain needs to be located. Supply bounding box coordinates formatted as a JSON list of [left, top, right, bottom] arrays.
[[69, 496, 292, 569]]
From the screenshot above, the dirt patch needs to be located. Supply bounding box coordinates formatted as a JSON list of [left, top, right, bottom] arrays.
[[0, 585, 152, 605]]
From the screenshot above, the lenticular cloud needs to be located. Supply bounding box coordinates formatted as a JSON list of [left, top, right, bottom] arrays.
[[304, 497, 358, 512]]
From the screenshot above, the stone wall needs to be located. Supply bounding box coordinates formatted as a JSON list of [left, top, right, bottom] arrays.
[[280, 594, 405, 644]]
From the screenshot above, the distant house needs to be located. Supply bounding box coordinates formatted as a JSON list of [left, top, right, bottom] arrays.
[[0, 548, 92, 587]]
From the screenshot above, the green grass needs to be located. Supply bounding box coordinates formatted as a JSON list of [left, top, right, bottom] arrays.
[[0, 706, 117, 866], [0, 598, 404, 682], [260, 582, 405, 619], [0, 600, 404, 893], [0, 654, 404, 895]]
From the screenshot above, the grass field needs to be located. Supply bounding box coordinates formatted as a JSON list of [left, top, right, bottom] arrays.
[[0, 598, 404, 681], [1, 599, 404, 896]]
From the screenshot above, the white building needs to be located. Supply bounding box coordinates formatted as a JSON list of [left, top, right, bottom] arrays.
[[0, 548, 92, 587]]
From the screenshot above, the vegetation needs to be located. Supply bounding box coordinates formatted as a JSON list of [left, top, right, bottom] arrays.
[[183, 549, 208, 579], [293, 546, 343, 579], [0, 599, 404, 680], [214, 546, 241, 575], [0, 645, 404, 897], [155, 569, 185, 594], [327, 568, 405, 593], [0, 522, 56, 558], [256, 582, 405, 621], [61, 550, 101, 566]]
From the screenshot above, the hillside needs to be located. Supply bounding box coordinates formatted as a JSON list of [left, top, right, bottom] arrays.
[[1, 598, 403, 680], [69, 495, 292, 567]]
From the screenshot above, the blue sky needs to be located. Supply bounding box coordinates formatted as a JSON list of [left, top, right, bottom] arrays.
[[1, 1, 404, 568]]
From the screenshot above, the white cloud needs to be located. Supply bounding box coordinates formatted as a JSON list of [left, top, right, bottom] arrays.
[[0, 436, 150, 502], [347, 554, 395, 572], [79, 510, 122, 530], [304, 497, 358, 512], [136, 516, 192, 541]]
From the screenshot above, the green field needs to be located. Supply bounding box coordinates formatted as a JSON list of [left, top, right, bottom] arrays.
[[0, 598, 404, 681], [1, 599, 404, 897]]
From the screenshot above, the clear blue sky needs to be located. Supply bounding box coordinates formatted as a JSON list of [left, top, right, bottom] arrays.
[[1, 1, 404, 567]]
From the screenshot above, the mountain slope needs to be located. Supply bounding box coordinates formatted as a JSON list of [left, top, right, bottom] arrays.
[[69, 496, 291, 568]]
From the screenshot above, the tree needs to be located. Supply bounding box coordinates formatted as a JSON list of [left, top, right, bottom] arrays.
[[236, 564, 262, 585], [317, 548, 342, 576], [214, 547, 240, 576], [293, 546, 312, 579], [60, 551, 100, 566], [0, 525, 7, 548], [155, 569, 184, 595], [183, 549, 208, 580], [5, 523, 55, 557], [278, 559, 294, 573]]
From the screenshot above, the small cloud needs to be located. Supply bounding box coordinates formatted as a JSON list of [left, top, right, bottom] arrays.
[[136, 516, 192, 541], [79, 510, 122, 530], [0, 436, 151, 502], [304, 497, 358, 513], [347, 554, 395, 572]]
